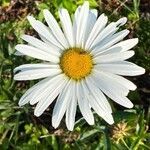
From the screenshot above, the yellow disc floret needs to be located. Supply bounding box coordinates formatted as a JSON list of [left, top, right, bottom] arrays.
[[60, 48, 93, 80]]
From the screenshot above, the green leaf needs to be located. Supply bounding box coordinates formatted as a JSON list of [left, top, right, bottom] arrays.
[[51, 135, 58, 150], [130, 136, 141, 150], [62, 0, 77, 13], [79, 129, 100, 141], [137, 111, 145, 136], [103, 129, 111, 150]]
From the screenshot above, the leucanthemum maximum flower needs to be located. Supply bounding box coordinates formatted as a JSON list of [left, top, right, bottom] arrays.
[[14, 2, 145, 131]]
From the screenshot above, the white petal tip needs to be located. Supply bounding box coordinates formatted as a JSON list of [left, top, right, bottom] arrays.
[[101, 13, 107, 18], [21, 34, 27, 40], [52, 117, 60, 129], [18, 102, 23, 107], [91, 9, 98, 17], [116, 17, 127, 27], [29, 101, 37, 105], [13, 76, 17, 80], [83, 1, 89, 6], [14, 51, 24, 56], [104, 114, 114, 125], [126, 102, 134, 108], [59, 8, 66, 13], [132, 51, 135, 56], [14, 75, 20, 81], [88, 120, 95, 125], [140, 68, 146, 74], [14, 74, 26, 81], [135, 67, 145, 75], [66, 123, 74, 131], [131, 85, 137, 91], [43, 9, 49, 15], [67, 127, 74, 131], [126, 30, 130, 34], [34, 111, 42, 117], [27, 16, 35, 22], [43, 9, 48, 12], [18, 100, 26, 107], [15, 44, 20, 50], [15, 44, 23, 51], [69, 128, 74, 131], [118, 97, 134, 108], [108, 120, 114, 125], [134, 38, 139, 44], [52, 123, 59, 129]]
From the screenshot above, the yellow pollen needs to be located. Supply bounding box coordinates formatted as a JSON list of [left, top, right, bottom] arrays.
[[60, 48, 93, 80]]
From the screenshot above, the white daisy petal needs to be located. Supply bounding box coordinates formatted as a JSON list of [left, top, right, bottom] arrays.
[[27, 16, 63, 49], [15, 44, 59, 63], [89, 98, 114, 124], [18, 77, 51, 106], [21, 34, 61, 56], [65, 81, 77, 131], [96, 61, 145, 76], [85, 78, 112, 113], [104, 38, 139, 54], [38, 34, 64, 53], [89, 75, 133, 108], [85, 13, 108, 50], [14, 68, 61, 81], [91, 9, 98, 18], [90, 22, 118, 49], [73, 6, 81, 45], [77, 81, 94, 125], [43, 9, 69, 48], [52, 80, 72, 128], [97, 38, 138, 55], [82, 81, 114, 124], [93, 70, 129, 96], [58, 9, 74, 47], [38, 34, 57, 48], [30, 74, 65, 106], [92, 29, 130, 56], [115, 17, 127, 27], [34, 75, 68, 117], [14, 51, 24, 56], [94, 71, 137, 91], [94, 51, 135, 63], [83, 9, 98, 46], [116, 38, 139, 52], [14, 64, 59, 73], [76, 1, 89, 47]]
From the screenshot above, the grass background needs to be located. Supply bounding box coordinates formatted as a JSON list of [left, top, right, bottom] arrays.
[[0, 0, 150, 149]]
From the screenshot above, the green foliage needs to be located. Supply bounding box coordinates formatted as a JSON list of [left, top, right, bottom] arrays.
[[0, 0, 149, 149]]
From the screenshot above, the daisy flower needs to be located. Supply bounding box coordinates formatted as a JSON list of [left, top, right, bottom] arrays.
[[14, 2, 145, 131]]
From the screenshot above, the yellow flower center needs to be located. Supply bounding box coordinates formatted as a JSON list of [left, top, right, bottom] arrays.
[[60, 48, 93, 80]]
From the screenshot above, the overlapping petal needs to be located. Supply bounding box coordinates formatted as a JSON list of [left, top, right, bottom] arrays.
[[34, 74, 68, 117], [77, 81, 94, 125], [43, 9, 69, 48], [58, 9, 74, 47], [95, 61, 145, 76], [27, 16, 64, 49], [75, 2, 89, 47], [65, 81, 77, 131], [83, 81, 114, 124], [52, 80, 73, 128], [15, 44, 59, 63]]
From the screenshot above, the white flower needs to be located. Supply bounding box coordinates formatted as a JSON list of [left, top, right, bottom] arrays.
[[14, 2, 145, 131]]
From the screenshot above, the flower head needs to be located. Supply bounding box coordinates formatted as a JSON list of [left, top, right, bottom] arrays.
[[111, 121, 132, 144], [14, 2, 145, 131]]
